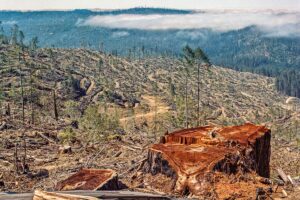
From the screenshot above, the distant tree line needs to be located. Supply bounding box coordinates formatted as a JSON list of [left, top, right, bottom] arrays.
[[276, 69, 300, 98], [1, 22, 299, 98]]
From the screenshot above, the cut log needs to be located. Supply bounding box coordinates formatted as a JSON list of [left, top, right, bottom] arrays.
[[1, 190, 171, 200], [142, 123, 271, 197], [55, 168, 120, 191], [33, 190, 98, 200]]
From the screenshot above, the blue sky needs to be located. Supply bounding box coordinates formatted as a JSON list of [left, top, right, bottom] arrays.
[[0, 0, 299, 11]]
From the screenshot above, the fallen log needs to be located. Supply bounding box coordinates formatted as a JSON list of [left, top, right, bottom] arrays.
[[37, 132, 57, 144], [84, 145, 107, 168]]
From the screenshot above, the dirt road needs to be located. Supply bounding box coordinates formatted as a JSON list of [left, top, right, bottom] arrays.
[[119, 95, 170, 124]]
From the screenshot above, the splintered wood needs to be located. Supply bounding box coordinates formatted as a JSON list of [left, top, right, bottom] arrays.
[[141, 123, 271, 198]]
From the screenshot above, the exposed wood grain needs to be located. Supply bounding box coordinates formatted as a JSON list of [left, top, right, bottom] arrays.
[[33, 190, 98, 200], [0, 190, 172, 200]]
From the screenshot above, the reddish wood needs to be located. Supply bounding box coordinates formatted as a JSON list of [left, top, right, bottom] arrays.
[[142, 123, 271, 196], [55, 169, 119, 191]]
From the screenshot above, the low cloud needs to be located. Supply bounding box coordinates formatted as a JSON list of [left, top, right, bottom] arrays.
[[175, 30, 209, 40], [2, 20, 18, 25], [78, 11, 300, 37], [260, 23, 300, 37], [111, 31, 129, 38]]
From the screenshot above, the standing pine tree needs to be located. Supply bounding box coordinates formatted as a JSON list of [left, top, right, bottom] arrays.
[[181, 45, 211, 128], [10, 24, 19, 46], [181, 45, 194, 128], [194, 47, 211, 126]]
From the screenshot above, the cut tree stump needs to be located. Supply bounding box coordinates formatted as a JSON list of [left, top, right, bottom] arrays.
[[55, 169, 120, 191], [141, 123, 271, 197]]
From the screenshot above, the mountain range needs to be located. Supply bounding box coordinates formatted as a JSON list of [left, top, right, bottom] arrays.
[[0, 8, 299, 74]]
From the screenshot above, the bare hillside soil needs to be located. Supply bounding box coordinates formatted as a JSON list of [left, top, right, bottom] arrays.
[[0, 44, 299, 199]]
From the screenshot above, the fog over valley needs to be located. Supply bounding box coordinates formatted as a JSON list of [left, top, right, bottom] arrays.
[[78, 11, 300, 37]]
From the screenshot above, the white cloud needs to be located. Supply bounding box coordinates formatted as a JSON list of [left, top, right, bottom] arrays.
[[176, 30, 208, 40], [261, 23, 300, 37], [2, 20, 17, 25], [78, 11, 300, 37], [111, 31, 129, 38]]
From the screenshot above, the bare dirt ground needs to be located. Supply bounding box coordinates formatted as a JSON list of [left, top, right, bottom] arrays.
[[1, 121, 300, 199], [119, 95, 170, 124], [0, 45, 299, 199]]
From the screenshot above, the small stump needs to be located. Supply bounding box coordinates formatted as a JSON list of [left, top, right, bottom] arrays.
[[56, 168, 119, 191]]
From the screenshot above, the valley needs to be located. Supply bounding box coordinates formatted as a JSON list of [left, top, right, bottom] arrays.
[[0, 43, 299, 199]]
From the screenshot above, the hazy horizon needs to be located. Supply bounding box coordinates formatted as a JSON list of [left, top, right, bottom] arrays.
[[0, 0, 299, 11]]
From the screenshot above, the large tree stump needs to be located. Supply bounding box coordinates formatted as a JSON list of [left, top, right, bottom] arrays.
[[142, 123, 271, 197], [55, 169, 120, 191]]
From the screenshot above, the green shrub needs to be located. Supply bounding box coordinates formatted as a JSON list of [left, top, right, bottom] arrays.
[[64, 100, 81, 120], [80, 104, 120, 141], [58, 127, 76, 144]]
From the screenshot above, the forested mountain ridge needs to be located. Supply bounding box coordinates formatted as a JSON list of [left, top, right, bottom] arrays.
[[0, 8, 299, 73]]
